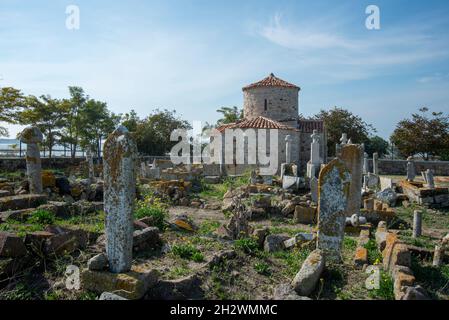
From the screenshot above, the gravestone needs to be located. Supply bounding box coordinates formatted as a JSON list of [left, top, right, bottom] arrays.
[[306, 130, 322, 179], [86, 149, 95, 184], [339, 144, 364, 217], [372, 153, 379, 175], [413, 210, 422, 238], [406, 156, 416, 182], [310, 177, 318, 203], [103, 126, 138, 273], [423, 169, 435, 189], [19, 126, 43, 194], [363, 152, 369, 174], [317, 158, 351, 263], [285, 135, 292, 164]]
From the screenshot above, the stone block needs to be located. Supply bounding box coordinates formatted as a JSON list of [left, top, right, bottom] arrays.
[[0, 232, 28, 258], [293, 205, 316, 224], [291, 249, 325, 296], [0, 194, 47, 212]]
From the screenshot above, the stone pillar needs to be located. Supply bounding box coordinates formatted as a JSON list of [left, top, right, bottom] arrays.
[[363, 152, 369, 175], [433, 245, 444, 267], [339, 144, 364, 218], [103, 126, 138, 273], [412, 210, 422, 238], [424, 169, 435, 189], [372, 153, 379, 175], [19, 126, 43, 194], [86, 149, 95, 184], [317, 158, 351, 263], [406, 156, 416, 181], [285, 135, 292, 164], [307, 130, 322, 179]]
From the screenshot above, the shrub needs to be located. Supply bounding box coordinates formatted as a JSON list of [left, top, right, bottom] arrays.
[[28, 209, 55, 225]]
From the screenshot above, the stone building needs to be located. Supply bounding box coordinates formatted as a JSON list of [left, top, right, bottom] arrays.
[[216, 73, 327, 176]]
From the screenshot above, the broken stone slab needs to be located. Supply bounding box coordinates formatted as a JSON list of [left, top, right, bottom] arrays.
[[316, 158, 351, 263], [401, 285, 430, 300], [43, 228, 90, 256], [146, 274, 203, 300], [291, 249, 325, 296], [133, 227, 162, 252], [252, 227, 269, 248], [283, 233, 315, 249], [272, 283, 313, 300], [81, 265, 159, 300], [394, 270, 416, 300], [24, 231, 54, 252], [263, 234, 290, 253], [0, 232, 28, 258], [99, 292, 128, 300], [0, 208, 35, 222], [376, 188, 397, 206], [293, 205, 317, 224], [88, 253, 109, 271], [0, 194, 47, 212], [282, 175, 300, 190]]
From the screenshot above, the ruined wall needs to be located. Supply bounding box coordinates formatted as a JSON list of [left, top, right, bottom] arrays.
[[243, 87, 299, 122], [0, 157, 85, 171], [360, 159, 449, 176]]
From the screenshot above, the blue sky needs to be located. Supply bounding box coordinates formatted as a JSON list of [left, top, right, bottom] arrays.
[[1, 0, 449, 139]]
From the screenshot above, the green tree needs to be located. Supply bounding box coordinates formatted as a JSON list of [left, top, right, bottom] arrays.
[[126, 109, 190, 155], [0, 87, 26, 136], [216, 106, 243, 126], [364, 135, 389, 158], [17, 95, 66, 158], [314, 107, 376, 156], [390, 107, 449, 160]]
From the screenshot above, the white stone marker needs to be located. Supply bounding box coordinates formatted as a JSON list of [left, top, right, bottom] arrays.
[[406, 156, 416, 181], [425, 169, 435, 189], [433, 245, 444, 267], [339, 133, 348, 145], [86, 149, 95, 184], [372, 152, 379, 175], [19, 126, 43, 194], [307, 130, 322, 179], [363, 152, 369, 175], [412, 210, 422, 238], [285, 135, 292, 164], [103, 126, 138, 273], [317, 158, 351, 263]]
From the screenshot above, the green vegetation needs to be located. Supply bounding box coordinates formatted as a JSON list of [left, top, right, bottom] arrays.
[[27, 209, 55, 225], [364, 239, 383, 264], [272, 248, 311, 277], [234, 237, 259, 255], [198, 220, 221, 235], [368, 271, 394, 300], [254, 261, 271, 276], [411, 256, 449, 299], [343, 237, 357, 251], [134, 198, 168, 230], [171, 243, 204, 262]]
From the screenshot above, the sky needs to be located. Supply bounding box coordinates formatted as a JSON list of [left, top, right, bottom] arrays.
[[1, 0, 449, 140]]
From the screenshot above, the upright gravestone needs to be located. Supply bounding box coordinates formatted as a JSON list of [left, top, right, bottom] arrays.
[[285, 135, 292, 164], [406, 156, 416, 181], [339, 133, 348, 145], [307, 130, 322, 179], [317, 158, 351, 263], [424, 169, 435, 189], [413, 210, 422, 238], [103, 126, 138, 273], [86, 149, 95, 184], [310, 177, 318, 203], [339, 144, 364, 218], [372, 153, 379, 175], [19, 126, 43, 194], [363, 152, 369, 174]]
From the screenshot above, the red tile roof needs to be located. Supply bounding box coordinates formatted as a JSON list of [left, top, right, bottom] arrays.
[[298, 119, 325, 133], [243, 73, 300, 91], [217, 116, 298, 132]]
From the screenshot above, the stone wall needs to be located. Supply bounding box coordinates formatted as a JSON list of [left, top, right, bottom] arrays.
[[243, 86, 299, 122], [0, 157, 85, 171], [366, 159, 449, 176]]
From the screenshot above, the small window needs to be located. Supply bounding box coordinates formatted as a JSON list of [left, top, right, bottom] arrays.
[[264, 99, 268, 111]]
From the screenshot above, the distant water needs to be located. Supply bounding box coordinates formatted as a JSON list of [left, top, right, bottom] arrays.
[[0, 138, 86, 157]]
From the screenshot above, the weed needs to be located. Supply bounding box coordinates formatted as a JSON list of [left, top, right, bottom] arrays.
[[172, 243, 204, 262], [234, 237, 259, 255], [28, 209, 55, 225]]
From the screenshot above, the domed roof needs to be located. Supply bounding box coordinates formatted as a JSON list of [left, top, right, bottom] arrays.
[[242, 73, 300, 91]]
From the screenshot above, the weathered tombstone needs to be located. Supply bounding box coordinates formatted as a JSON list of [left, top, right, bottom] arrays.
[[285, 135, 292, 164], [103, 126, 138, 273], [412, 210, 422, 238], [406, 156, 416, 182], [339, 144, 364, 218], [339, 133, 348, 145], [86, 149, 95, 184], [306, 130, 322, 179], [363, 152, 369, 174], [372, 152, 379, 175], [432, 245, 444, 267], [317, 158, 351, 263], [424, 169, 435, 189], [19, 126, 43, 194]]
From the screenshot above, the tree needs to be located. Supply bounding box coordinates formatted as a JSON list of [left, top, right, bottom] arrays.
[[364, 135, 389, 158], [121, 109, 139, 132], [0, 87, 26, 136], [126, 109, 191, 156], [78, 99, 120, 158], [216, 106, 243, 126], [314, 107, 376, 156], [390, 107, 449, 160], [17, 95, 66, 158]]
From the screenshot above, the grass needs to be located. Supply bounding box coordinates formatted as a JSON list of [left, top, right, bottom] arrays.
[[171, 243, 204, 262], [234, 237, 259, 255], [268, 226, 307, 236], [198, 171, 252, 200], [272, 247, 311, 277], [134, 199, 168, 230], [27, 209, 55, 225], [368, 270, 395, 300], [343, 237, 357, 251], [411, 256, 449, 299], [396, 205, 449, 231], [364, 239, 383, 264], [198, 220, 221, 236], [254, 261, 271, 276]]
